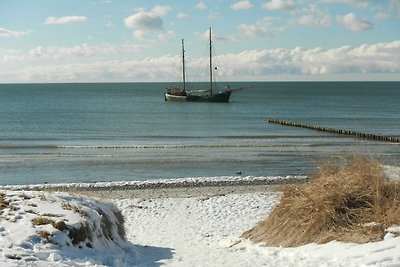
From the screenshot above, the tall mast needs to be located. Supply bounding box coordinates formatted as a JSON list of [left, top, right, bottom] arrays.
[[182, 39, 186, 92], [209, 27, 213, 95]]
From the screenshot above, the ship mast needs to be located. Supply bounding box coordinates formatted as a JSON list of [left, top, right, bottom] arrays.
[[209, 27, 213, 95], [182, 39, 186, 92]]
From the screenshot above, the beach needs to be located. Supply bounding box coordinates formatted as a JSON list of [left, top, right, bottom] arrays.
[[48, 177, 300, 199], [67, 184, 281, 199], [84, 180, 400, 267], [1, 0, 399, 264], [2, 175, 400, 266]]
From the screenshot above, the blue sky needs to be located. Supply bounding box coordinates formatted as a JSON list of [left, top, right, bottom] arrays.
[[1, 0, 399, 82]]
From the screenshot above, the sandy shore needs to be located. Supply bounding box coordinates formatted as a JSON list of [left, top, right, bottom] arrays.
[[64, 184, 283, 199], [44, 178, 306, 199]]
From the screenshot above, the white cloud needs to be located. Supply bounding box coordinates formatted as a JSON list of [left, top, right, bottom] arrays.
[[124, 5, 171, 39], [389, 0, 400, 18], [263, 0, 294, 11], [319, 0, 370, 9], [93, 0, 112, 4], [231, 1, 254, 10], [177, 12, 189, 19], [195, 1, 207, 10], [370, 0, 400, 20], [1, 43, 141, 63], [212, 40, 400, 79], [296, 5, 331, 27], [374, 12, 390, 20], [152, 5, 171, 16], [125, 13, 163, 31], [208, 11, 220, 19], [0, 27, 32, 37], [2, 41, 399, 82], [0, 55, 182, 82], [321, 0, 399, 19], [158, 31, 176, 42], [238, 17, 282, 38], [195, 29, 235, 43], [43, 16, 88, 25], [337, 13, 373, 31]]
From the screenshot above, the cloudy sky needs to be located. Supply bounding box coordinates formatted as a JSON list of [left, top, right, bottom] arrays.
[[1, 0, 399, 83]]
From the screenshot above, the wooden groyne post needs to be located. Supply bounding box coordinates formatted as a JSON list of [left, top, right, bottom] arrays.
[[268, 118, 400, 143]]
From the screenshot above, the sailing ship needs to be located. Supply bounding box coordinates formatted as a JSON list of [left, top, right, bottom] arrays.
[[164, 28, 247, 102]]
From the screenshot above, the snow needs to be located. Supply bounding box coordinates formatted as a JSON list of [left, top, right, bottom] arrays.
[[118, 192, 400, 267], [0, 191, 136, 266], [383, 165, 400, 181], [1, 173, 400, 266]]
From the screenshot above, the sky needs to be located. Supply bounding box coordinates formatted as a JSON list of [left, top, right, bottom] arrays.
[[0, 0, 400, 83]]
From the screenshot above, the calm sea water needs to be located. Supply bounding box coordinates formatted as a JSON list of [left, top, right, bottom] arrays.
[[0, 82, 399, 185]]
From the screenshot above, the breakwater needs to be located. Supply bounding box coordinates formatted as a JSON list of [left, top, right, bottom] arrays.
[[268, 118, 400, 143]]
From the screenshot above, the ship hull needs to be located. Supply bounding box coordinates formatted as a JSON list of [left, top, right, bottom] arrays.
[[165, 91, 231, 103]]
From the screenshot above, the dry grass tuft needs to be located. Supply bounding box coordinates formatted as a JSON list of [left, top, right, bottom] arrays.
[[41, 213, 64, 218], [241, 155, 400, 247], [61, 202, 89, 217], [37, 230, 53, 239], [52, 220, 68, 231], [68, 222, 92, 245], [0, 192, 9, 210], [32, 217, 55, 226]]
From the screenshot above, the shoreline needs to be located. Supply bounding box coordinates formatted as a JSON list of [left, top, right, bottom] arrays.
[[62, 184, 285, 199], [50, 177, 307, 199], [1, 176, 308, 199]]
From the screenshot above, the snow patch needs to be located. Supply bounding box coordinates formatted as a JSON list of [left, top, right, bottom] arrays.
[[0, 191, 136, 266]]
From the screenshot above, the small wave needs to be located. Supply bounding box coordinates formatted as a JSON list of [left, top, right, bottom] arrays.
[[59, 143, 323, 149], [0, 145, 59, 149], [0, 154, 126, 159]]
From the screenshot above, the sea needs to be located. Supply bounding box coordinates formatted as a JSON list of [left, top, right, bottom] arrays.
[[0, 82, 399, 186]]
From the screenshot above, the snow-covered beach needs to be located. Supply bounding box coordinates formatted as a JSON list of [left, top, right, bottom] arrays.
[[1, 172, 400, 267]]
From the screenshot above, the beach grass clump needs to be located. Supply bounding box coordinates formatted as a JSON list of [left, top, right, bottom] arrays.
[[61, 202, 89, 217], [41, 213, 64, 218], [0, 193, 9, 210], [241, 155, 400, 247], [68, 222, 92, 246], [32, 217, 55, 226]]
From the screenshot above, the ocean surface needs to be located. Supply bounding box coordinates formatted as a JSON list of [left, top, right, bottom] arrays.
[[0, 82, 399, 185]]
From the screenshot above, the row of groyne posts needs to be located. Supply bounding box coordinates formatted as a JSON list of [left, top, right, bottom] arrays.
[[268, 118, 400, 143]]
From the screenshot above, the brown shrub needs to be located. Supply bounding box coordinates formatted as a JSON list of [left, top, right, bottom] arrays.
[[241, 155, 400, 247]]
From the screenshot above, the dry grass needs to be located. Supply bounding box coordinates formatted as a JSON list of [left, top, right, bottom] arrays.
[[241, 155, 400, 247], [32, 217, 55, 226], [41, 213, 64, 218], [0, 192, 9, 209], [61, 202, 89, 217], [68, 222, 92, 246]]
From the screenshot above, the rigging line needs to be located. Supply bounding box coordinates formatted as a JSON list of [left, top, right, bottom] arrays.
[[209, 33, 229, 90], [193, 34, 212, 86]]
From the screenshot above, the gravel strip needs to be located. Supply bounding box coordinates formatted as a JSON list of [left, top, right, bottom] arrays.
[[49, 178, 307, 199]]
